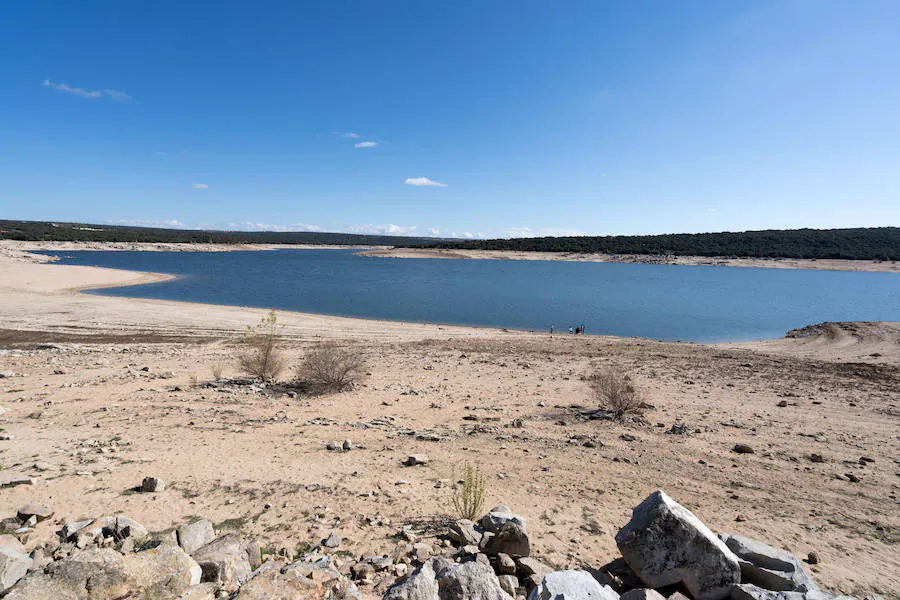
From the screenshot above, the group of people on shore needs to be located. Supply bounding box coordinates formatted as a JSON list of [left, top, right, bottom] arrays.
[[549, 323, 585, 335]]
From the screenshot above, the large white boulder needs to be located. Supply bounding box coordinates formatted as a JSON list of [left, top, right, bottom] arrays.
[[615, 491, 740, 600]]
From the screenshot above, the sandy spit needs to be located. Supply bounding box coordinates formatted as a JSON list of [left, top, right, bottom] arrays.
[[359, 247, 900, 273]]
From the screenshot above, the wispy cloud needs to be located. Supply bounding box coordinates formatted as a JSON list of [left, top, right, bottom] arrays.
[[191, 183, 209, 189], [405, 177, 448, 188], [344, 224, 419, 236], [43, 79, 130, 100], [354, 141, 377, 148], [504, 226, 587, 238], [341, 132, 360, 138], [222, 221, 321, 232], [106, 219, 189, 229]]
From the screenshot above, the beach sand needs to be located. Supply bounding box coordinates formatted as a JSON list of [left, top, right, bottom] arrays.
[[0, 246, 897, 598]]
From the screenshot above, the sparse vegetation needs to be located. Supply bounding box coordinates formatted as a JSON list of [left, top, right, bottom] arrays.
[[588, 367, 643, 417], [297, 343, 365, 393], [451, 462, 486, 521], [237, 310, 287, 382], [210, 362, 224, 381]]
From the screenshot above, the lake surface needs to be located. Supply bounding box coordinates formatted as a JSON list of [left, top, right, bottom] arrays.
[[44, 250, 900, 343]]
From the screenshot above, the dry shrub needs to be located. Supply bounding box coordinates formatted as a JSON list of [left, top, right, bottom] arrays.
[[210, 363, 225, 381], [238, 310, 287, 382], [588, 367, 643, 416], [297, 343, 364, 393], [451, 462, 486, 521]]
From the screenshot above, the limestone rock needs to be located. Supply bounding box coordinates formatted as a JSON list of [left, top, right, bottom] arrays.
[[115, 516, 149, 543], [483, 522, 530, 558], [498, 574, 519, 596], [614, 490, 740, 600], [718, 533, 817, 594], [0, 545, 32, 593], [448, 520, 482, 546], [482, 509, 527, 534], [191, 532, 253, 588], [177, 583, 218, 600], [141, 477, 165, 492], [178, 520, 216, 555], [527, 570, 620, 600], [621, 589, 666, 600], [6, 548, 129, 600], [16, 504, 53, 523], [384, 556, 512, 600], [122, 544, 203, 598], [516, 557, 554, 579], [730, 583, 807, 600]]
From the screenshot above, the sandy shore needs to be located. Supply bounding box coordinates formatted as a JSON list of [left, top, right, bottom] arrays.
[[359, 247, 900, 273], [0, 248, 898, 598]]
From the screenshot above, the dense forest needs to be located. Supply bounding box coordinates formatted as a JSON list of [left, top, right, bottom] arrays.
[[403, 227, 900, 261], [0, 220, 444, 247]]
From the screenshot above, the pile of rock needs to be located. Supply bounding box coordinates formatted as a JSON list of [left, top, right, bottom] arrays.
[[384, 492, 859, 600], [0, 491, 870, 599], [0, 510, 359, 599]]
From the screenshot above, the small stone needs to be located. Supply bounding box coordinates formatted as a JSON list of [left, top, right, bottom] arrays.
[[498, 574, 518, 596], [404, 455, 429, 467], [17, 504, 53, 523], [351, 561, 375, 582], [806, 552, 819, 565], [809, 454, 825, 463], [342, 439, 352, 451], [323, 531, 341, 548], [141, 477, 165, 492], [497, 553, 516, 575], [776, 400, 788, 407], [733, 443, 755, 454]]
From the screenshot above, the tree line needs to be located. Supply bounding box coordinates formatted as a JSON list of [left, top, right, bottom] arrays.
[[0, 220, 445, 248], [402, 227, 900, 261]]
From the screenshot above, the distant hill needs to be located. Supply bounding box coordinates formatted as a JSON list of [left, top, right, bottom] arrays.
[[0, 219, 446, 247], [401, 227, 900, 261]]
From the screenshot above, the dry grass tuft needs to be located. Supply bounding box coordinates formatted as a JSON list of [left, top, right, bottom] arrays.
[[238, 310, 287, 382], [451, 462, 486, 521], [588, 366, 643, 416], [297, 343, 365, 393]]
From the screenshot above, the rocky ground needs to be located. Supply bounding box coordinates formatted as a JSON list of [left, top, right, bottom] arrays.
[[0, 332, 897, 599]]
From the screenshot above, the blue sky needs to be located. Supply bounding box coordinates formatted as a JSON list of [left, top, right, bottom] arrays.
[[1, 1, 898, 238]]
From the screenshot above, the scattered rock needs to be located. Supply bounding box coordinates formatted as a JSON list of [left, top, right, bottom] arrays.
[[404, 455, 429, 466], [448, 520, 482, 546], [806, 552, 819, 565], [615, 490, 740, 600], [484, 522, 530, 558], [191, 532, 254, 589], [141, 477, 165, 493], [384, 557, 512, 600], [343, 439, 353, 451], [733, 444, 755, 454], [719, 533, 818, 593], [621, 589, 666, 600], [482, 508, 526, 534], [324, 531, 342, 549], [528, 570, 619, 600], [16, 504, 53, 523], [178, 520, 216, 555], [0, 545, 32, 593]]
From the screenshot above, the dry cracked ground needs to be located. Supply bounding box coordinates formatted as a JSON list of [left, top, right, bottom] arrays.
[[0, 333, 897, 599]]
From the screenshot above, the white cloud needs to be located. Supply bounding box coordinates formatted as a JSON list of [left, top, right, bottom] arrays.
[[354, 141, 377, 148], [426, 228, 442, 236], [504, 226, 587, 238], [405, 177, 448, 188], [106, 219, 189, 229], [341, 132, 360, 138], [43, 79, 130, 100], [344, 224, 419, 236], [191, 183, 209, 189], [222, 221, 321, 232]]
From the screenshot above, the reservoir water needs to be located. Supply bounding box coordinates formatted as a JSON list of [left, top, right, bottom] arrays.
[[44, 249, 900, 343]]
